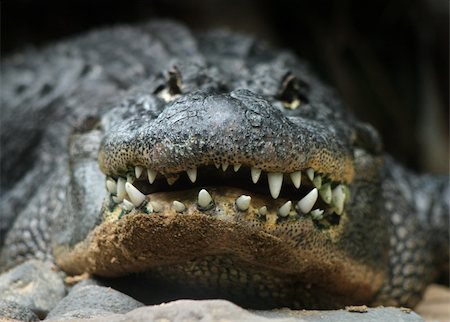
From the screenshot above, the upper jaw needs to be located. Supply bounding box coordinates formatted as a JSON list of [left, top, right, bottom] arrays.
[[98, 89, 354, 223], [98, 89, 355, 183]]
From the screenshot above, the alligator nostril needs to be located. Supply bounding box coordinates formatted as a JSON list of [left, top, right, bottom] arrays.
[[245, 110, 262, 127]]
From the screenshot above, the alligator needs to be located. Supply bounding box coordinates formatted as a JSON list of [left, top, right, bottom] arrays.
[[0, 21, 448, 310]]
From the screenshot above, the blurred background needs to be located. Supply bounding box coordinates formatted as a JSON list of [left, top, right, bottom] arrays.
[[2, 0, 448, 174]]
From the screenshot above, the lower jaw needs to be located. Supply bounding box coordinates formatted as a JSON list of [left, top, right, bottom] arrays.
[[56, 194, 383, 308], [105, 254, 366, 310]]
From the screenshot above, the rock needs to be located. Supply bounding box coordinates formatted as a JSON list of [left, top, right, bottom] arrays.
[[0, 260, 65, 318], [0, 299, 39, 321], [63, 299, 299, 322], [258, 306, 424, 321], [45, 285, 144, 320], [415, 284, 450, 322], [53, 299, 425, 322]]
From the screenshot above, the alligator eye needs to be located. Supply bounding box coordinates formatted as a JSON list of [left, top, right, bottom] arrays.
[[275, 72, 310, 110], [153, 66, 182, 102], [352, 123, 383, 155]]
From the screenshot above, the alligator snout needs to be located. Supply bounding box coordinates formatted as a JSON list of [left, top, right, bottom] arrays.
[[99, 89, 354, 184]]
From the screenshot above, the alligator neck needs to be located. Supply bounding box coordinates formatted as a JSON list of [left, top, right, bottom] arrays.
[[375, 156, 449, 307], [409, 166, 449, 278]]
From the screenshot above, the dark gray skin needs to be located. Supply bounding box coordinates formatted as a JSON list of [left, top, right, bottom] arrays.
[[0, 21, 448, 310]]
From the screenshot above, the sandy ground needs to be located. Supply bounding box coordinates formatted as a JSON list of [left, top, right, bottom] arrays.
[[415, 284, 450, 322]]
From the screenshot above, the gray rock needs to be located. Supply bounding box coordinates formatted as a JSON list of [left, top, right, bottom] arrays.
[[258, 306, 424, 322], [60, 300, 425, 322], [64, 300, 301, 322], [45, 285, 144, 320], [0, 299, 39, 321], [68, 277, 102, 292], [0, 259, 66, 318]]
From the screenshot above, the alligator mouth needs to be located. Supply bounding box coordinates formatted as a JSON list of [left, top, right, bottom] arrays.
[[103, 163, 349, 226]]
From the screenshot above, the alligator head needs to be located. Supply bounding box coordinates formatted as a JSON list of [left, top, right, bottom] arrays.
[[54, 55, 389, 309], [1, 22, 446, 312]]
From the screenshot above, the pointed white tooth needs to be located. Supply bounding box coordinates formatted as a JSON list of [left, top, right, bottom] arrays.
[[145, 203, 153, 213], [313, 175, 322, 189], [166, 176, 178, 185], [112, 196, 121, 204], [147, 169, 157, 184], [311, 209, 324, 220], [117, 177, 126, 201], [290, 171, 302, 189], [150, 201, 162, 212], [135, 166, 143, 178], [233, 164, 242, 172], [332, 185, 346, 215], [251, 167, 262, 184], [258, 206, 267, 216], [319, 183, 332, 204], [222, 163, 229, 171], [125, 182, 146, 207], [297, 188, 318, 214], [236, 195, 251, 211], [127, 173, 135, 183], [214, 163, 220, 169], [198, 189, 213, 208], [186, 167, 197, 183], [306, 168, 315, 181], [172, 201, 186, 212], [106, 179, 117, 195], [122, 200, 134, 211], [267, 172, 283, 199], [278, 201, 292, 217]]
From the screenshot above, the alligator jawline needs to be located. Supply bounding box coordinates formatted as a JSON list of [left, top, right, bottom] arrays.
[[103, 164, 349, 226]]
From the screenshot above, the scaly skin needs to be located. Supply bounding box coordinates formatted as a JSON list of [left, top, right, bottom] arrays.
[[0, 21, 448, 310]]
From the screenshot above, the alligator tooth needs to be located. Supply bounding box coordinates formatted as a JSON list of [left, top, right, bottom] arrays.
[[258, 206, 267, 216], [186, 168, 197, 183], [319, 183, 332, 204], [145, 203, 153, 213], [236, 195, 251, 211], [172, 201, 186, 212], [147, 169, 157, 184], [116, 177, 126, 201], [127, 173, 135, 183], [278, 201, 292, 217], [233, 164, 242, 172], [150, 201, 162, 213], [251, 167, 262, 184], [198, 189, 213, 209], [135, 166, 143, 179], [342, 185, 351, 200], [311, 209, 324, 220], [125, 182, 146, 207], [313, 175, 322, 189], [122, 200, 134, 211], [106, 179, 117, 195], [290, 171, 302, 189], [166, 176, 178, 185], [297, 188, 318, 213], [222, 163, 229, 171], [306, 168, 314, 181], [267, 172, 283, 199], [112, 196, 121, 204], [215, 163, 220, 169], [332, 185, 346, 215]]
